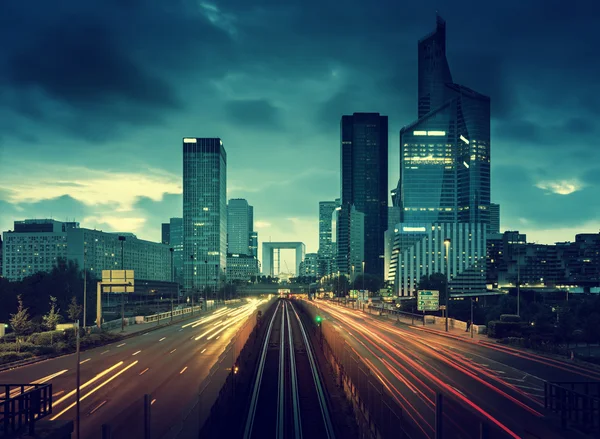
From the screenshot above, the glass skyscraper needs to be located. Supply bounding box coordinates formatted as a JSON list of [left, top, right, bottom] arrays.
[[227, 198, 253, 255], [340, 113, 388, 278], [183, 138, 227, 293], [399, 15, 491, 225]]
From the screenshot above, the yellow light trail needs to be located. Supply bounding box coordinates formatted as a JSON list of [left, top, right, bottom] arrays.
[[52, 362, 124, 407], [50, 361, 139, 420], [9, 369, 68, 397]]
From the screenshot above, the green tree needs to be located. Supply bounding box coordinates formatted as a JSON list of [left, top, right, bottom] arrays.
[[43, 296, 61, 345], [10, 295, 33, 338], [67, 296, 82, 322]]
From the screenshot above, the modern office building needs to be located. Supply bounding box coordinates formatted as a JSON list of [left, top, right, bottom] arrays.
[[161, 223, 170, 245], [0, 234, 3, 278], [249, 231, 258, 258], [388, 222, 487, 297], [398, 15, 491, 226], [299, 253, 319, 278], [335, 204, 365, 278], [182, 137, 227, 294], [340, 113, 388, 279], [168, 218, 184, 285], [489, 203, 500, 234], [318, 199, 340, 277], [227, 199, 254, 256], [2, 219, 172, 282], [226, 253, 260, 282]]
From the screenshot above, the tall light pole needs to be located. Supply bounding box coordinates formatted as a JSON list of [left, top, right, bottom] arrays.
[[444, 238, 451, 332], [190, 254, 195, 314], [83, 249, 87, 329], [204, 260, 208, 309], [362, 261, 366, 293], [118, 236, 126, 332], [516, 250, 521, 317], [169, 248, 174, 322]]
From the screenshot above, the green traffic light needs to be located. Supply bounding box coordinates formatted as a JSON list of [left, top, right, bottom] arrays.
[[316, 315, 322, 323]]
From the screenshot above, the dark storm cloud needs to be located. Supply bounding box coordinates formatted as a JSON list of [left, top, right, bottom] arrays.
[[0, 0, 233, 141], [224, 99, 284, 129]]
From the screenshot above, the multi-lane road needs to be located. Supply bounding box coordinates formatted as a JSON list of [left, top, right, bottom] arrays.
[[1, 299, 267, 439], [310, 299, 599, 439]]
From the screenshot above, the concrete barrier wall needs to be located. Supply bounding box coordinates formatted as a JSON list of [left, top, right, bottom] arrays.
[[430, 316, 486, 334]]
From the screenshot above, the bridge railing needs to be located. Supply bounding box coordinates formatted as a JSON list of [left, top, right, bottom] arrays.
[[545, 381, 600, 433], [0, 383, 53, 436]]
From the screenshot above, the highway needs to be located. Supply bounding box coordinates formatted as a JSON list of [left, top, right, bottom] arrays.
[[244, 299, 335, 439], [0, 299, 267, 439], [310, 299, 599, 439]]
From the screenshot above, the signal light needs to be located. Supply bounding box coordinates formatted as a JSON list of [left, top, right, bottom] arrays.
[[316, 315, 322, 324]]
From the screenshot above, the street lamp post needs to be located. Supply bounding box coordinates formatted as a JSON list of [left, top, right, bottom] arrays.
[[118, 236, 126, 332], [83, 250, 87, 329], [190, 254, 195, 315], [205, 260, 208, 310], [362, 261, 366, 293], [169, 248, 174, 322], [516, 252, 521, 317], [444, 238, 451, 332]]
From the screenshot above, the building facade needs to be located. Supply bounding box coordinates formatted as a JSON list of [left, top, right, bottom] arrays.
[[169, 218, 184, 285], [183, 137, 227, 293], [489, 203, 500, 234], [318, 199, 340, 277], [298, 253, 319, 278], [227, 199, 254, 255], [335, 204, 365, 277], [340, 113, 388, 279], [2, 219, 172, 282], [226, 253, 260, 282], [398, 16, 491, 226], [161, 223, 170, 245], [388, 222, 487, 297]]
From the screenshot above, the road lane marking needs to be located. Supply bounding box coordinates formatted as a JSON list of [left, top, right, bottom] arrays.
[[80, 359, 91, 365], [170, 349, 176, 354], [201, 349, 206, 354], [180, 367, 188, 374], [117, 343, 126, 348], [53, 362, 124, 408], [51, 361, 139, 420], [179, 329, 183, 332], [101, 350, 110, 355], [89, 400, 107, 415], [151, 399, 157, 405], [139, 368, 149, 376], [159, 337, 166, 342], [132, 350, 142, 356], [52, 390, 65, 397], [492, 370, 506, 374], [216, 336, 220, 340]]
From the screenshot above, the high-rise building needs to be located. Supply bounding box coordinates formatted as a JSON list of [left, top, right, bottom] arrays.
[[161, 223, 170, 245], [0, 234, 3, 278], [183, 137, 227, 293], [249, 231, 258, 258], [2, 219, 172, 282], [299, 253, 319, 278], [318, 200, 340, 277], [169, 218, 184, 286], [398, 15, 491, 225], [226, 254, 260, 282], [227, 199, 254, 256], [489, 203, 500, 234], [388, 222, 487, 297], [340, 113, 388, 279], [335, 204, 365, 278]]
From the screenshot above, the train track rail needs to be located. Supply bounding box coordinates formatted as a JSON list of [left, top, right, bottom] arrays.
[[243, 299, 335, 439]]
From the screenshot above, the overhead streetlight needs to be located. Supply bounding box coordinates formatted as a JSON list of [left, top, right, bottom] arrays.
[[444, 238, 451, 332]]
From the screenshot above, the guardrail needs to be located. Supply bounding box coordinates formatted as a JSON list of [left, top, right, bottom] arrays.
[[545, 381, 600, 433], [0, 383, 53, 436]]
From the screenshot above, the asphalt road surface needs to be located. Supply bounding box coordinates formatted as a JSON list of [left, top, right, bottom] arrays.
[[311, 300, 598, 439], [1, 299, 267, 439]]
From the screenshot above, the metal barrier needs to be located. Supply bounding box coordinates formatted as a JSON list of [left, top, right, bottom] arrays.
[[544, 381, 600, 433], [143, 305, 204, 323], [0, 383, 53, 436]]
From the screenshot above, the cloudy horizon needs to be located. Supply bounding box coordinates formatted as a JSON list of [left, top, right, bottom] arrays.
[[1, 0, 599, 258]]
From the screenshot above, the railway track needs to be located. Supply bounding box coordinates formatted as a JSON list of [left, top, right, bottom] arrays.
[[243, 299, 335, 439]]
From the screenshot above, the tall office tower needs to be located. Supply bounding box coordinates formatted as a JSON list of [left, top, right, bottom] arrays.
[[489, 203, 500, 234], [398, 15, 491, 225], [340, 113, 388, 279], [335, 204, 365, 278], [169, 218, 184, 285], [227, 199, 253, 255], [249, 231, 258, 258], [317, 200, 339, 278], [183, 138, 227, 293], [161, 223, 170, 245]]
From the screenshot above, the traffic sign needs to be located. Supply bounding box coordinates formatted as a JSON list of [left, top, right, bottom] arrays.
[[417, 290, 440, 311]]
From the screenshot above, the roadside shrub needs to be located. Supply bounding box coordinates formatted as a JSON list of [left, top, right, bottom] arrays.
[[0, 351, 34, 365], [0, 333, 17, 343], [500, 314, 521, 323], [488, 321, 524, 338], [28, 331, 65, 346], [0, 342, 21, 352]]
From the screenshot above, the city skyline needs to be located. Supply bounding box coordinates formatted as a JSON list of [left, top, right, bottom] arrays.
[[1, 2, 599, 257]]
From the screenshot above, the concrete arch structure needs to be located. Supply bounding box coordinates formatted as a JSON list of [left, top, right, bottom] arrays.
[[262, 242, 305, 276]]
